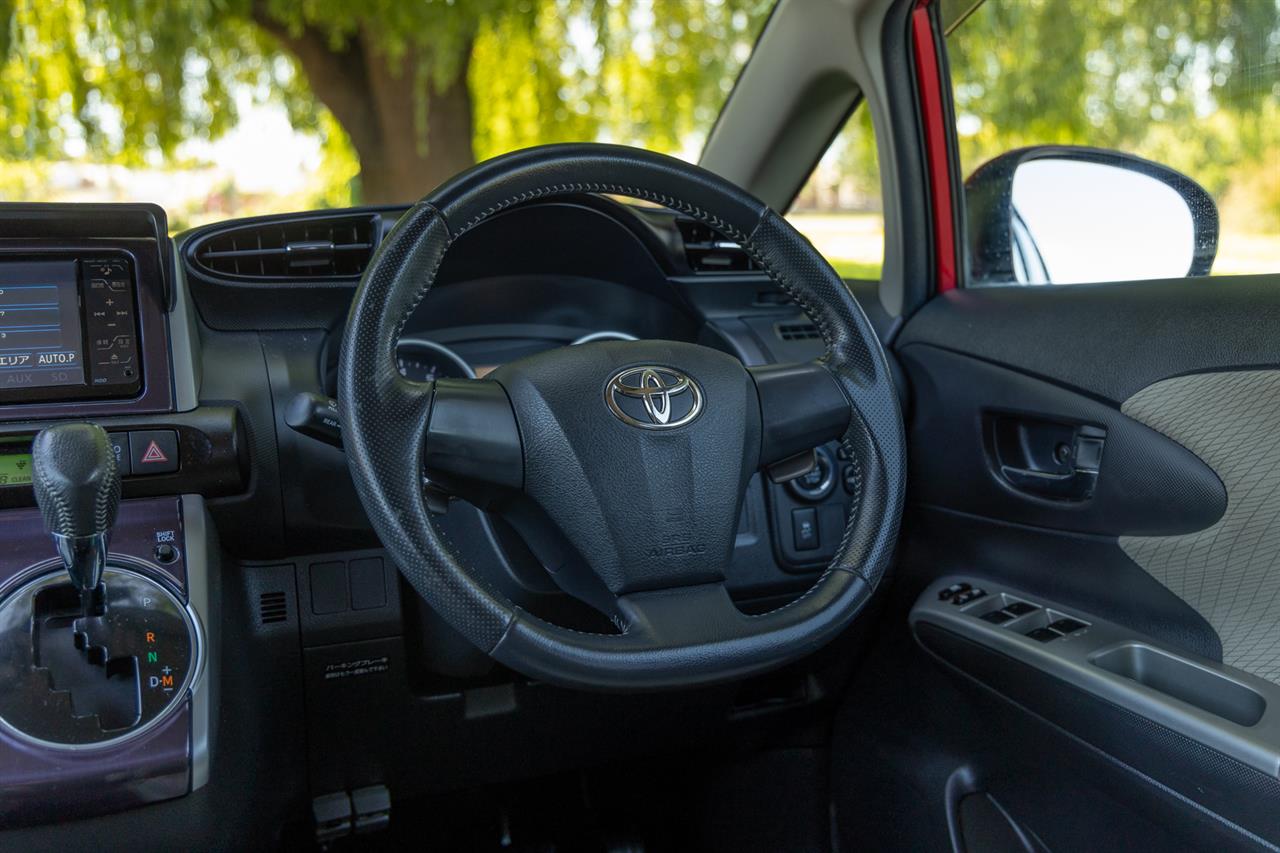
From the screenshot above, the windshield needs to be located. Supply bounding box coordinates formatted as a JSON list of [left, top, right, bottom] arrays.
[[0, 1, 772, 230]]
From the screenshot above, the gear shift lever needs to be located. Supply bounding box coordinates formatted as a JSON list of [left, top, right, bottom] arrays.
[[30, 423, 121, 612]]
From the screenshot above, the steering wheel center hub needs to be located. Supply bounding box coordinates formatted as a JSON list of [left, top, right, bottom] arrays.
[[490, 339, 761, 596]]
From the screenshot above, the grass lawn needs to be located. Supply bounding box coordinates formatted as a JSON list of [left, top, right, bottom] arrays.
[[787, 210, 1280, 281], [787, 211, 885, 280]]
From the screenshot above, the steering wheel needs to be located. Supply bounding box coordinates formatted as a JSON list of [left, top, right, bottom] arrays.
[[339, 144, 904, 690]]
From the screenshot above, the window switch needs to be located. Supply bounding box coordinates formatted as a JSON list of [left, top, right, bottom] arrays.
[[1048, 617, 1088, 635], [939, 582, 971, 601], [981, 610, 1014, 625], [1004, 601, 1039, 616], [1025, 627, 1063, 643]]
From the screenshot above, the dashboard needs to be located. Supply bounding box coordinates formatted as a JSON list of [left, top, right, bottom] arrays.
[[0, 195, 890, 843]]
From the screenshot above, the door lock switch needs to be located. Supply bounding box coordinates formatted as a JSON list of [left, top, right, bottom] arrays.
[[951, 588, 986, 606]]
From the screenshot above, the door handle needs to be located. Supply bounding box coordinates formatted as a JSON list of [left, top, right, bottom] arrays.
[[987, 414, 1105, 502], [1000, 463, 1097, 500]]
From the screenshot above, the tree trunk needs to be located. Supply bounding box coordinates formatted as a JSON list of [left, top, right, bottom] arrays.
[[355, 35, 476, 204], [249, 11, 477, 205]]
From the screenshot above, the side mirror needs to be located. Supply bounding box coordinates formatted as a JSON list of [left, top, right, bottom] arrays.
[[964, 146, 1219, 285]]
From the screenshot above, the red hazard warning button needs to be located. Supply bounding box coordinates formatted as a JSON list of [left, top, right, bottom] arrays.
[[128, 430, 179, 475]]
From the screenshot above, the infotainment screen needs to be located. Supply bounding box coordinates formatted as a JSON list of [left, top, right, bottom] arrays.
[[0, 260, 86, 391], [0, 253, 142, 405]]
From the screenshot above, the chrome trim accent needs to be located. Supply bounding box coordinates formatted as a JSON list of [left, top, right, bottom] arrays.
[[51, 531, 109, 592], [605, 366, 704, 429], [169, 244, 202, 412], [0, 563, 203, 753], [182, 494, 214, 792], [571, 330, 638, 345]]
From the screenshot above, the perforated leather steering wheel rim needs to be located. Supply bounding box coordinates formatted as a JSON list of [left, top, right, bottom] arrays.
[[339, 143, 905, 690]]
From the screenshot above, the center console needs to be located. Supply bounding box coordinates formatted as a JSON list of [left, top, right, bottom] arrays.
[[0, 205, 228, 828], [0, 495, 213, 826]]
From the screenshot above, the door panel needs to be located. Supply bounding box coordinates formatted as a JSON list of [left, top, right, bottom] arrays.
[[1119, 370, 1280, 684], [896, 276, 1280, 403], [898, 278, 1280, 680], [833, 277, 1280, 851], [900, 343, 1226, 538]]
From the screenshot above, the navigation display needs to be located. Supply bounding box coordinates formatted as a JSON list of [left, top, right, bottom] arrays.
[[0, 260, 85, 391]]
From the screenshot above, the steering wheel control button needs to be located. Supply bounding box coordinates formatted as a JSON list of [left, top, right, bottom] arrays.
[[842, 463, 858, 495], [939, 582, 971, 601], [1026, 626, 1064, 643], [787, 447, 836, 501], [791, 507, 819, 551], [604, 365, 703, 429], [128, 430, 179, 475]]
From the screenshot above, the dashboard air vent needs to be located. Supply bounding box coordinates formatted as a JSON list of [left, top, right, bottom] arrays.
[[191, 213, 381, 280], [676, 219, 759, 274], [258, 590, 289, 625], [776, 322, 820, 342]]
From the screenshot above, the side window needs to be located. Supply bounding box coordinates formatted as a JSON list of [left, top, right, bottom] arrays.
[[946, 0, 1280, 286], [785, 107, 884, 281]]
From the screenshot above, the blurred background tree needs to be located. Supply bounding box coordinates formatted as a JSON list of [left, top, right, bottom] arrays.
[[0, 0, 1275, 273], [945, 0, 1280, 230], [0, 0, 770, 205]]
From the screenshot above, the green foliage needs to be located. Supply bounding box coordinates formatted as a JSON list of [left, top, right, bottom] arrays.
[[0, 0, 282, 164], [946, 0, 1280, 226], [471, 0, 769, 159], [0, 0, 769, 176]]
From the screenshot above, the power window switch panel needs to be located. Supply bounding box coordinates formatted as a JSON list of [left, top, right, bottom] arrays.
[[1025, 627, 1063, 643]]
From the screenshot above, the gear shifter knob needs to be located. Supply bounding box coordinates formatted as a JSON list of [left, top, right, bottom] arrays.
[[30, 423, 121, 598]]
